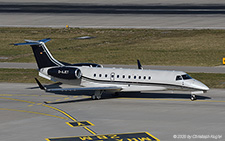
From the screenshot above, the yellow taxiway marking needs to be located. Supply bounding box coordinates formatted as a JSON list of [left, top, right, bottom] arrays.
[[41, 104, 96, 135], [42, 104, 77, 121], [0, 97, 36, 104], [0, 108, 68, 120], [45, 131, 160, 141], [0, 95, 97, 135], [66, 121, 95, 127]]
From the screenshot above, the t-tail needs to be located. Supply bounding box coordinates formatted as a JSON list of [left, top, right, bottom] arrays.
[[14, 38, 64, 69]]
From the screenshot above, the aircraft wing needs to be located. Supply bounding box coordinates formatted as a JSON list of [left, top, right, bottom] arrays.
[[35, 78, 122, 92], [45, 86, 122, 92]]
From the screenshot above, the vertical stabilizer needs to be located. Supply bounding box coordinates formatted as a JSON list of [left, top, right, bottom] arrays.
[[14, 38, 64, 69]]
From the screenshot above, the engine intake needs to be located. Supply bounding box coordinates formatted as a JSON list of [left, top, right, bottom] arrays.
[[48, 67, 81, 79]]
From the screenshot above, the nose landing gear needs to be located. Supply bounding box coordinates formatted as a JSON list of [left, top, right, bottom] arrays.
[[191, 94, 197, 101], [190, 91, 204, 101]]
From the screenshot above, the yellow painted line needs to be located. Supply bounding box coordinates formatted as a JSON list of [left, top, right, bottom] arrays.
[[146, 132, 160, 141], [28, 105, 34, 107], [66, 122, 74, 127], [42, 104, 77, 121], [66, 121, 95, 127], [0, 95, 97, 135], [196, 100, 225, 103], [83, 126, 97, 135], [43, 104, 97, 135], [0, 108, 68, 120], [36, 103, 43, 105], [0, 96, 75, 121], [86, 121, 95, 126], [46, 131, 159, 141], [0, 94, 13, 96], [82, 96, 90, 98], [0, 97, 35, 104]]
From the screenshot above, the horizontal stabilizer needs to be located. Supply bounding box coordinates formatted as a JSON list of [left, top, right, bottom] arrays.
[[14, 38, 51, 46], [35, 78, 46, 90], [14, 42, 40, 46]]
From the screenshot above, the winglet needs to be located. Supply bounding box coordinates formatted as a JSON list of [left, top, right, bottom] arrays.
[[35, 78, 46, 90], [137, 59, 143, 70]]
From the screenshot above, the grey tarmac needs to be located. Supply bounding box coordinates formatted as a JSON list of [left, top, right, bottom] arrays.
[[0, 0, 225, 29], [0, 82, 225, 141]]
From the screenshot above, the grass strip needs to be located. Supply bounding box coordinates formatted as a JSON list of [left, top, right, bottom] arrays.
[[1, 27, 225, 66]]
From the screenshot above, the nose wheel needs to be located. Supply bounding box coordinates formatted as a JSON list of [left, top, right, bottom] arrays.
[[191, 94, 197, 101]]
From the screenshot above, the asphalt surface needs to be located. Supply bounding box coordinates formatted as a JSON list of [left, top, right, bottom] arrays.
[[0, 0, 225, 29], [0, 82, 225, 141]]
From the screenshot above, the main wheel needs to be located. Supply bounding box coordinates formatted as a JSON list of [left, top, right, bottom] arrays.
[[91, 95, 96, 100]]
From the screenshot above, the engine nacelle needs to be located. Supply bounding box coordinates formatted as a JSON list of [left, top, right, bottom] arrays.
[[47, 67, 81, 79]]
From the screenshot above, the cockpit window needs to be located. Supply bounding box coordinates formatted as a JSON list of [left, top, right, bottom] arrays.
[[182, 74, 192, 80], [176, 75, 182, 81]]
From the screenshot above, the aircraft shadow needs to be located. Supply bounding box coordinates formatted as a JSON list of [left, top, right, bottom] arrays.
[[44, 98, 93, 104], [115, 92, 211, 100], [45, 91, 211, 104], [27, 82, 63, 89]]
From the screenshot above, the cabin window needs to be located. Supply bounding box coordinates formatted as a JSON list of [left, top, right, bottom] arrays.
[[105, 74, 108, 77], [176, 75, 182, 81], [134, 76, 136, 79], [128, 75, 131, 79], [117, 75, 119, 78], [139, 76, 141, 79], [94, 74, 96, 77], [123, 75, 125, 79], [99, 74, 102, 77], [143, 76, 146, 79], [148, 76, 151, 80]]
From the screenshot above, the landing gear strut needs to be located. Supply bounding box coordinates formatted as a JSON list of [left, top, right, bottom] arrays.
[[92, 90, 104, 100]]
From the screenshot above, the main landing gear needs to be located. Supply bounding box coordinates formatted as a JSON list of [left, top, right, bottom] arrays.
[[91, 90, 104, 100]]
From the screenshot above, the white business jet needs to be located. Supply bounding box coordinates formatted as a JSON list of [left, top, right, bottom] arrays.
[[14, 38, 209, 101]]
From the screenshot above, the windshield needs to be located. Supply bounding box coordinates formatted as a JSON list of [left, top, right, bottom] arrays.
[[182, 74, 192, 80]]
